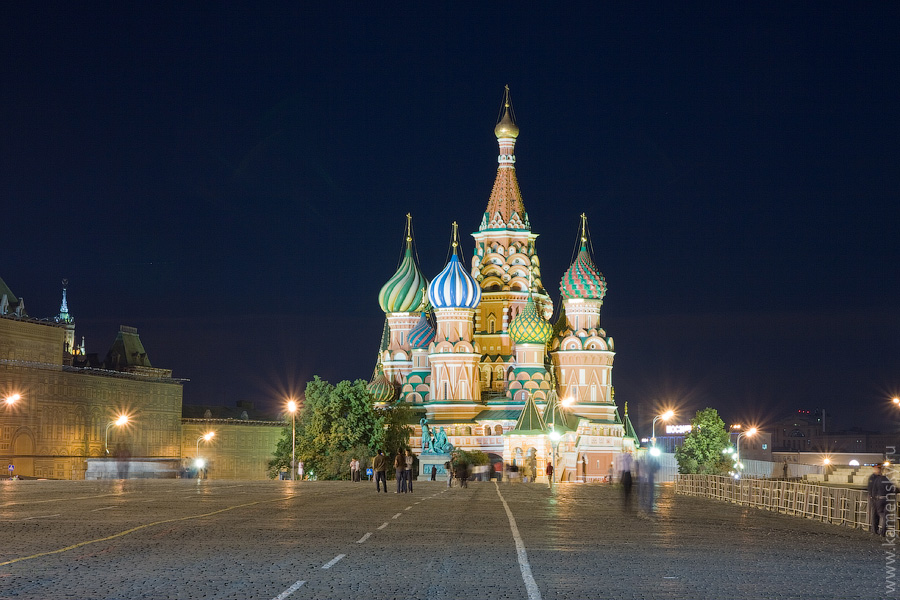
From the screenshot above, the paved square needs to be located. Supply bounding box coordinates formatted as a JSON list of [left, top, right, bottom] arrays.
[[0, 480, 888, 599]]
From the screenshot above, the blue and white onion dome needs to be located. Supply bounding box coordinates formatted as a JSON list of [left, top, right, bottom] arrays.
[[427, 254, 481, 309], [378, 244, 428, 313]]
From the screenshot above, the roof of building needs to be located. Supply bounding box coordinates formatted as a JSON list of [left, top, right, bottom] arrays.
[[182, 401, 280, 422], [104, 326, 152, 369], [474, 409, 521, 421], [509, 394, 547, 435], [378, 219, 428, 314]]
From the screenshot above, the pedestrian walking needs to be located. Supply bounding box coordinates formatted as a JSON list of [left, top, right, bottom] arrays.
[[373, 450, 388, 493], [394, 451, 408, 493], [445, 460, 453, 488], [430, 465, 437, 481], [616, 451, 634, 509], [546, 462, 554, 485], [350, 457, 360, 482], [405, 450, 415, 493]]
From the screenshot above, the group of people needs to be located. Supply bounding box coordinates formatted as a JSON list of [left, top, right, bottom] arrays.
[[370, 449, 416, 493], [613, 451, 660, 513]]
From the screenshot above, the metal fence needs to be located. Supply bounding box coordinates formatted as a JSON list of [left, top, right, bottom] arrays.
[[675, 474, 872, 530]]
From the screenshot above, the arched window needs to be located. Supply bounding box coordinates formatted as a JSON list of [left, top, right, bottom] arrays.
[[464, 426, 472, 436], [494, 424, 503, 436]]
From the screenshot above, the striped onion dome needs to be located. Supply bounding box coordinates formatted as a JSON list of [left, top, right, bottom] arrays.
[[407, 313, 435, 349], [427, 254, 481, 309], [367, 365, 397, 403], [509, 294, 552, 344], [378, 243, 427, 313], [560, 243, 607, 301]]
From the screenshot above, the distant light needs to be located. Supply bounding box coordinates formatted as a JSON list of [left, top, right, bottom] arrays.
[[849, 460, 859, 467], [893, 398, 900, 406], [661, 410, 675, 421], [195, 459, 206, 469], [115, 415, 129, 426], [561, 397, 574, 407], [4, 393, 21, 405], [287, 399, 298, 413], [649, 447, 661, 457], [747, 427, 758, 436], [823, 458, 830, 465], [203, 431, 215, 442]]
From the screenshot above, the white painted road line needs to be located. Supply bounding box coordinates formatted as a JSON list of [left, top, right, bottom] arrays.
[[321, 554, 345, 570], [271, 579, 305, 600], [405, 506, 412, 510], [494, 482, 542, 600], [357, 532, 371, 544], [377, 522, 388, 530], [9, 514, 61, 522], [392, 512, 402, 519]]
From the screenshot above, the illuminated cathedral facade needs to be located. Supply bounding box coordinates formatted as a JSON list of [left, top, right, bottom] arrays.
[[371, 89, 638, 481]]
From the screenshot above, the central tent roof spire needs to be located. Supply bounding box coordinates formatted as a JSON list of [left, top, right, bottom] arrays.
[[480, 86, 528, 232]]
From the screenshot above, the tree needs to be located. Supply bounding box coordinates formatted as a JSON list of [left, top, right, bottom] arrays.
[[675, 408, 731, 475], [267, 376, 412, 479]]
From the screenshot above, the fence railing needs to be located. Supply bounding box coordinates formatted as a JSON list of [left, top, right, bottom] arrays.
[[675, 474, 872, 530]]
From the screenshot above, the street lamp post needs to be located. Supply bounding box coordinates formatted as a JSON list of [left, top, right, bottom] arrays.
[[651, 410, 675, 448], [196, 431, 215, 460], [105, 415, 129, 455], [549, 427, 561, 484], [287, 399, 298, 481], [735, 427, 758, 473]]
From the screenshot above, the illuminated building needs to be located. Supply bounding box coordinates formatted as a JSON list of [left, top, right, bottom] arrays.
[[0, 276, 183, 479], [373, 89, 638, 480]]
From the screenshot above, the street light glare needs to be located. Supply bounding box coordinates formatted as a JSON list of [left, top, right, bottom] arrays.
[[561, 397, 574, 407], [747, 427, 758, 436], [662, 410, 674, 420], [203, 431, 215, 441], [115, 415, 129, 426], [287, 399, 297, 413], [5, 393, 21, 405], [893, 397, 900, 405]]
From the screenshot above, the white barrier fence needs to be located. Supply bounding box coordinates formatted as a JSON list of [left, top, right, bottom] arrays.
[[675, 474, 873, 530]]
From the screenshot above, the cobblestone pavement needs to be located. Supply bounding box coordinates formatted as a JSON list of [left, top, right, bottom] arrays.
[[0, 479, 891, 600]]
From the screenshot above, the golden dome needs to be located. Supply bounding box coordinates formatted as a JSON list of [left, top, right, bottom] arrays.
[[494, 105, 519, 139]]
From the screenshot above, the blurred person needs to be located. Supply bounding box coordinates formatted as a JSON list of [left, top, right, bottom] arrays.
[[868, 464, 892, 536], [546, 462, 554, 486], [350, 457, 360, 482]]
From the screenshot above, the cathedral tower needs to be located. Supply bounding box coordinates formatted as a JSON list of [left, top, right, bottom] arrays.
[[378, 214, 428, 386], [471, 87, 552, 397], [427, 223, 483, 420], [550, 215, 616, 422]]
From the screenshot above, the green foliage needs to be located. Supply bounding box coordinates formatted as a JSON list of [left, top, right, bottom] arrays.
[[675, 407, 731, 475], [452, 449, 489, 467], [267, 376, 412, 480]]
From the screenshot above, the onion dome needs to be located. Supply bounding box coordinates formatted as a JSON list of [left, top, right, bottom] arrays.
[[407, 313, 435, 349], [560, 241, 607, 301], [494, 98, 519, 139], [428, 254, 481, 309], [378, 218, 427, 313], [367, 365, 397, 403], [509, 294, 552, 345], [428, 222, 481, 309]]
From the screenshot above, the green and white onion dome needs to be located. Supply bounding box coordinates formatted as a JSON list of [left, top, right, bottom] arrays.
[[367, 365, 397, 403], [378, 245, 427, 313], [509, 294, 553, 344], [559, 244, 607, 301], [407, 313, 435, 349], [427, 254, 481, 309]]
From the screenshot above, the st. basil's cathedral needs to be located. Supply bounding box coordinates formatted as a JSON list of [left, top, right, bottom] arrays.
[[370, 88, 638, 481]]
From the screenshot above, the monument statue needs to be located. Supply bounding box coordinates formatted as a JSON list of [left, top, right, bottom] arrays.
[[419, 418, 433, 453]]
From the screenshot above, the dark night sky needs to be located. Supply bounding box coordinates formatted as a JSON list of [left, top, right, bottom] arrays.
[[2, 3, 898, 434]]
